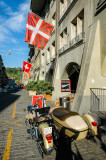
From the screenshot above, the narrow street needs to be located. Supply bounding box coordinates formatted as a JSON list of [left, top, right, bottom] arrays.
[[0, 89, 55, 160], [0, 89, 106, 160], [0, 0, 106, 159]]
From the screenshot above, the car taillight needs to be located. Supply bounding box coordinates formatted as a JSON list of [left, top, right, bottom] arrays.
[[46, 134, 52, 143], [92, 122, 98, 126]]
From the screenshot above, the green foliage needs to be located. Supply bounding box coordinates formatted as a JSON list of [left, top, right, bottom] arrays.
[[26, 81, 37, 91], [6, 67, 23, 82], [26, 80, 54, 95]]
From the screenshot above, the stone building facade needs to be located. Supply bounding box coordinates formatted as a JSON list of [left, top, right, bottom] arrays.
[[29, 0, 106, 114], [0, 55, 8, 87]]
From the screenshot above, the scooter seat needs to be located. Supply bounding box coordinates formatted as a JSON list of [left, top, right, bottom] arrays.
[[52, 107, 88, 140], [52, 107, 79, 121]]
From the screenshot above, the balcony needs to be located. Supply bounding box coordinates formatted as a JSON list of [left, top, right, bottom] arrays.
[[58, 46, 65, 55], [58, 44, 67, 55], [97, 0, 106, 8], [69, 32, 85, 47], [95, 0, 106, 16], [58, 32, 85, 56]]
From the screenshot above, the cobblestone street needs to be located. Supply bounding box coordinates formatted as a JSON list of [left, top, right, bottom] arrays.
[[0, 90, 55, 160], [0, 89, 106, 160]]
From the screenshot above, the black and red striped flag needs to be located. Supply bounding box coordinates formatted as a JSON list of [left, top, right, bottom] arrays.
[[25, 12, 54, 49]]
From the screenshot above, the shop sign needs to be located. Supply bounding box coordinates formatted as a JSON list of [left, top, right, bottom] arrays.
[[61, 80, 71, 92], [24, 72, 30, 79]]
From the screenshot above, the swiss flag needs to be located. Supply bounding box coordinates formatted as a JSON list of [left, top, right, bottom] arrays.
[[23, 61, 32, 73], [25, 12, 54, 49]]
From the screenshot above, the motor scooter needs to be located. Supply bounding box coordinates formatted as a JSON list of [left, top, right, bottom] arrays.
[[25, 97, 53, 158], [25, 99, 98, 158], [51, 107, 98, 144]]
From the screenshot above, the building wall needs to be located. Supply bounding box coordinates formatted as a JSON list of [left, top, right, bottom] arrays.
[[0, 55, 8, 87], [30, 0, 106, 114], [39, 0, 56, 82], [52, 0, 92, 100], [71, 0, 106, 113], [51, 0, 106, 114]]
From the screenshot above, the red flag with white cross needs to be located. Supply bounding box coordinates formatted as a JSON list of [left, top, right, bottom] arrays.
[[25, 12, 54, 49], [23, 61, 32, 73]]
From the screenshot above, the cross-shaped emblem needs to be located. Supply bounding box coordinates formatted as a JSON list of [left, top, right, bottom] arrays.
[[26, 19, 50, 44], [24, 64, 29, 70]]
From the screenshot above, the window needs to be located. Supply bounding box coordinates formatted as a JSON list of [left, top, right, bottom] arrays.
[[60, 28, 67, 48], [51, 41, 55, 59], [52, 12, 56, 26], [47, 48, 50, 64], [60, 0, 67, 17], [71, 10, 84, 40], [63, 28, 67, 45], [41, 52, 45, 64], [60, 32, 63, 48], [71, 18, 77, 40]]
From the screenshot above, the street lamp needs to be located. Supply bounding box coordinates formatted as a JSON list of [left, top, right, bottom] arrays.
[[8, 50, 11, 55]]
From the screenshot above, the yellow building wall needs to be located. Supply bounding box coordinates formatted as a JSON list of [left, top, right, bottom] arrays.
[[100, 10, 106, 76]]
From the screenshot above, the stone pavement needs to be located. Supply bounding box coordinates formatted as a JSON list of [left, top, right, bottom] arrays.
[[0, 90, 55, 160], [0, 89, 106, 160], [47, 101, 106, 160]]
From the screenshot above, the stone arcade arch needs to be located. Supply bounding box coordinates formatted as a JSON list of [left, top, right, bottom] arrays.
[[61, 62, 80, 93]]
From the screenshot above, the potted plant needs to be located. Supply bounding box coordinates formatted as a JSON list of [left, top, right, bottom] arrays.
[[26, 80, 54, 100], [26, 81, 37, 96]]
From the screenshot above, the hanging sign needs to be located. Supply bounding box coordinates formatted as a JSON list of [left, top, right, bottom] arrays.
[[32, 95, 44, 108], [61, 80, 71, 92], [24, 72, 30, 79]]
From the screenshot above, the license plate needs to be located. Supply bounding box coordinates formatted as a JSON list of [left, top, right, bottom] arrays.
[[44, 127, 52, 135]]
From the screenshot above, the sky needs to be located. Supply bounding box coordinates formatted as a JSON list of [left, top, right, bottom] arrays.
[[0, 0, 31, 68]]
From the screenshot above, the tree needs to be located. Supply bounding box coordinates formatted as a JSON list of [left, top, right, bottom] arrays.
[[6, 67, 23, 82]]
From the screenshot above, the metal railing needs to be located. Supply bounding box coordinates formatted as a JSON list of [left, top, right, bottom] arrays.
[[97, 0, 105, 8], [90, 88, 106, 112], [69, 32, 85, 47]]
